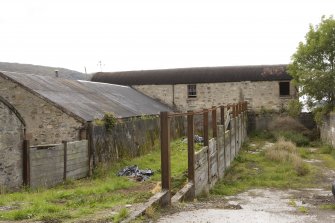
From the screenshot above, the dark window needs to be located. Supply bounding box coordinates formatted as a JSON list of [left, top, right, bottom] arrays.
[[279, 82, 290, 96], [187, 84, 197, 98]]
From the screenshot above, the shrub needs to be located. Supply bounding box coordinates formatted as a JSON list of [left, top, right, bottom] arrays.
[[274, 131, 310, 147], [265, 139, 309, 176], [249, 130, 275, 141], [320, 144, 333, 154], [268, 116, 310, 133], [287, 99, 302, 118]]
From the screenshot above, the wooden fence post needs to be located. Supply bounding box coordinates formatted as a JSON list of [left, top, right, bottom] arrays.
[[23, 140, 30, 186], [160, 111, 171, 205], [212, 107, 217, 138], [62, 140, 68, 181]]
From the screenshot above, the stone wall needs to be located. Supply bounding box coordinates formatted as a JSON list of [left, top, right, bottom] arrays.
[[133, 81, 296, 112], [0, 99, 24, 190], [320, 113, 335, 147], [0, 76, 84, 145], [91, 116, 185, 166]]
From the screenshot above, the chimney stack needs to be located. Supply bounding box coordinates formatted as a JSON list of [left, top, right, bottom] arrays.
[[55, 70, 59, 78]]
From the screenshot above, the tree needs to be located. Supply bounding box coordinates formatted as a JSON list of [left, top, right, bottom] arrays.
[[289, 15, 335, 110]]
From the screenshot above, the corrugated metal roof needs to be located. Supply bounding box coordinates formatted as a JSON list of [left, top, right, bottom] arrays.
[[92, 64, 291, 85], [0, 71, 172, 121]]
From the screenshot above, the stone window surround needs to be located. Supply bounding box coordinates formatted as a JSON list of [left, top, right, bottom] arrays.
[[187, 84, 197, 98], [279, 81, 290, 97]]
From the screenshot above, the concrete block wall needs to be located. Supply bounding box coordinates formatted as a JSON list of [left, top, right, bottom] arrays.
[[320, 113, 335, 147], [194, 112, 247, 196]]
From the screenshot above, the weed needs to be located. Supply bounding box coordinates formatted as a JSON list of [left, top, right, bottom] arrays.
[[113, 208, 129, 223], [265, 138, 309, 176], [268, 116, 309, 134], [274, 131, 310, 147], [211, 137, 315, 196], [145, 206, 156, 218], [298, 206, 309, 213], [298, 148, 312, 159], [320, 144, 333, 154], [288, 199, 297, 207], [102, 112, 117, 132], [287, 99, 302, 118], [0, 138, 189, 222], [320, 204, 335, 209], [249, 131, 275, 141]]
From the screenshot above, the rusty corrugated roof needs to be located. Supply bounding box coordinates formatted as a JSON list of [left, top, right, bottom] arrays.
[[0, 71, 172, 121], [92, 64, 291, 85]]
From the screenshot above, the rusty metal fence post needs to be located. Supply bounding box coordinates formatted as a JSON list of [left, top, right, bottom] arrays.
[[160, 111, 171, 206], [203, 109, 209, 147], [212, 106, 217, 138]]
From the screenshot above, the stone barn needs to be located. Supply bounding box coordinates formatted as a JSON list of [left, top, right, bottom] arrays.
[[92, 64, 297, 112], [0, 71, 171, 189]]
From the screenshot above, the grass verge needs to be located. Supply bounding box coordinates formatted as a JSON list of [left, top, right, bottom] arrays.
[[211, 138, 317, 196], [0, 138, 192, 222]]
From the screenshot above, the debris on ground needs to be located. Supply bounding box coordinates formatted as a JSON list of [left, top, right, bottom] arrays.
[[182, 135, 204, 144], [194, 135, 204, 143], [117, 165, 154, 181]]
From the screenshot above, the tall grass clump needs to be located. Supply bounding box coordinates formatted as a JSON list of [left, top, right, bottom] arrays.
[[265, 138, 309, 176], [274, 131, 310, 147]]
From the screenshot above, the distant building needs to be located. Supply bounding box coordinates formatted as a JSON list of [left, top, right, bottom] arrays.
[[92, 64, 297, 112]]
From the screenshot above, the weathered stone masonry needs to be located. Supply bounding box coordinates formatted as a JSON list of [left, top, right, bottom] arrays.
[[0, 75, 84, 145], [133, 81, 296, 112], [0, 98, 24, 189]]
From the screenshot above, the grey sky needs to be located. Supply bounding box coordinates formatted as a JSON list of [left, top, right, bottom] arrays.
[[1, 0, 334, 73]]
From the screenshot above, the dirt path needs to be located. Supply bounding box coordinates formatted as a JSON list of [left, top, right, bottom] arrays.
[[157, 188, 335, 223], [156, 146, 335, 223]]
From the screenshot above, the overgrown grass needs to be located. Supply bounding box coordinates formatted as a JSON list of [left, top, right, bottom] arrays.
[[112, 208, 129, 223], [274, 131, 310, 147], [0, 138, 190, 222], [265, 138, 310, 176], [211, 137, 317, 196]]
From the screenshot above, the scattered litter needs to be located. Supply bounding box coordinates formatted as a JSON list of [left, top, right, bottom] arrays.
[[194, 135, 204, 143], [117, 165, 154, 181], [181, 135, 204, 144]]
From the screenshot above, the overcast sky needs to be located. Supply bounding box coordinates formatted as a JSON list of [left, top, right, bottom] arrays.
[[1, 0, 334, 73]]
